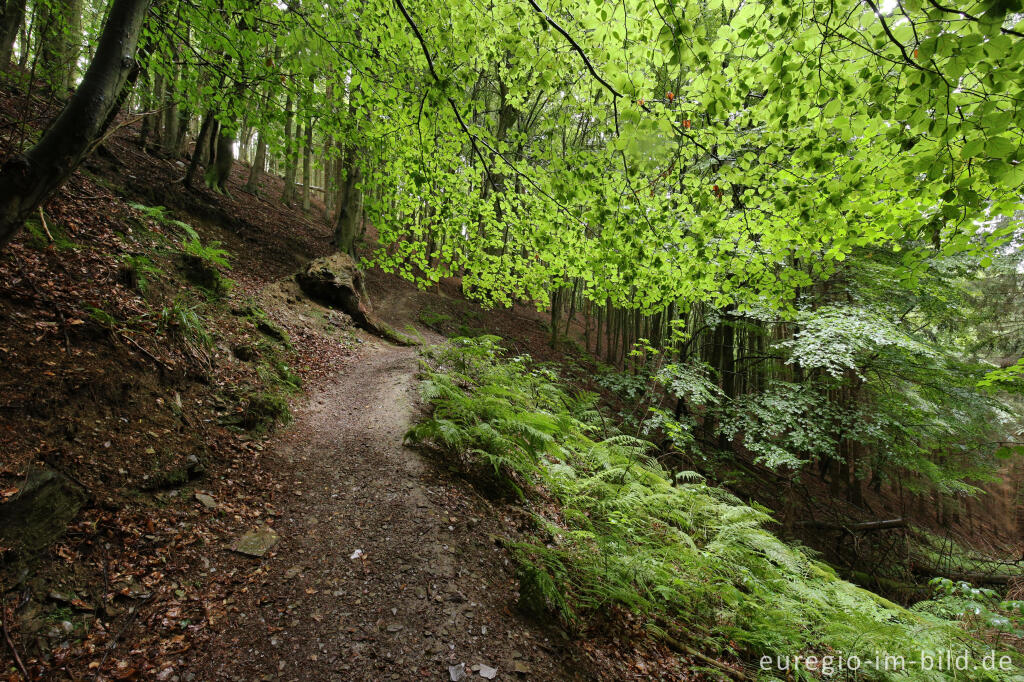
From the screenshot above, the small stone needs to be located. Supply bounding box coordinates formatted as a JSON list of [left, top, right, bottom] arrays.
[[513, 661, 531, 675], [195, 493, 216, 509], [232, 526, 280, 557], [386, 623, 404, 632], [284, 566, 303, 580], [448, 663, 466, 681], [478, 665, 497, 679]]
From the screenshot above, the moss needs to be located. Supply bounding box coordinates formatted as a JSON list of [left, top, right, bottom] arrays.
[[23, 216, 77, 251], [137, 457, 205, 491], [0, 470, 87, 565], [418, 309, 453, 328], [178, 253, 233, 296], [245, 392, 291, 433], [231, 303, 291, 347]]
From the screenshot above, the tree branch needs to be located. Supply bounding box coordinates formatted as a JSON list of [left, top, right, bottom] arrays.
[[925, 0, 1024, 39], [525, 0, 623, 99], [392, 0, 589, 228]]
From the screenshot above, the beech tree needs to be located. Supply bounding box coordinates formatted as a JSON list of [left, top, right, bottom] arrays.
[[0, 0, 150, 247]]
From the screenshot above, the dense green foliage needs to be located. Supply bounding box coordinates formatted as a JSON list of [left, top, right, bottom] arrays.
[[12, 0, 1021, 308], [409, 337, 1023, 680]]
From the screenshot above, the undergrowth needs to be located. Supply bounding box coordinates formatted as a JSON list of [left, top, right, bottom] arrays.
[[407, 337, 1023, 680], [129, 202, 234, 295]]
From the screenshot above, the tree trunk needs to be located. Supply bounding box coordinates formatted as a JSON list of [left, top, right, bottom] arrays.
[[301, 117, 312, 211], [205, 118, 218, 165], [183, 108, 215, 187], [204, 126, 234, 193], [36, 0, 79, 90], [174, 107, 189, 155], [549, 288, 561, 348], [0, 0, 149, 248], [16, 13, 27, 69], [62, 0, 80, 89], [151, 69, 164, 142], [161, 41, 180, 155], [281, 94, 296, 205], [333, 149, 362, 255], [0, 0, 26, 67], [244, 128, 266, 193], [137, 69, 152, 146]]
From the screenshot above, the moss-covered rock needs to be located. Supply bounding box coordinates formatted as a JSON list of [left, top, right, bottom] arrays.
[[0, 469, 87, 565]]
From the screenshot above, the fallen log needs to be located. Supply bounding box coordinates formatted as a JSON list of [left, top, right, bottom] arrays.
[[908, 566, 1020, 587], [795, 518, 907, 533]]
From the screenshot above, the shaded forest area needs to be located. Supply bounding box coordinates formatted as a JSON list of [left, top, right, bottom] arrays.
[[1, 0, 1023, 678]]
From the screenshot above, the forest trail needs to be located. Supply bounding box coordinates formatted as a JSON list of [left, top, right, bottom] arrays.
[[188, 330, 576, 681]]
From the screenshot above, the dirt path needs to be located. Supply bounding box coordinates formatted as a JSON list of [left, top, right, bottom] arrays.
[[189, 335, 578, 681]]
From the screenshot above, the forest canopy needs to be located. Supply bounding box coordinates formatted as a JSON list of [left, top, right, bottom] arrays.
[[3, 0, 1023, 314]]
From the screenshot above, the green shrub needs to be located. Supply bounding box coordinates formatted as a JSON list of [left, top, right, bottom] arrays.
[[178, 223, 231, 270], [130, 203, 233, 295]]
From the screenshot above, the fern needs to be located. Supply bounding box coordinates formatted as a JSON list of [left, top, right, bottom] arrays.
[[409, 336, 1023, 680], [179, 223, 231, 269]]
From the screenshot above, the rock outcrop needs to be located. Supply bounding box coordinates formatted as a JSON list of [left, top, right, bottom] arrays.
[[295, 253, 415, 345]]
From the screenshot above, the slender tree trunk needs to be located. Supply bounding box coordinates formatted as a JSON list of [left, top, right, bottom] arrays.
[[564, 279, 578, 337], [16, 10, 28, 69], [281, 94, 296, 205], [161, 41, 180, 155], [244, 128, 267, 193], [61, 0, 80, 89], [323, 83, 335, 215], [183, 108, 215, 187], [138, 70, 153, 146], [151, 70, 164, 142], [301, 117, 312, 211], [36, 0, 78, 90], [174, 107, 189, 155], [0, 0, 150, 248]]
